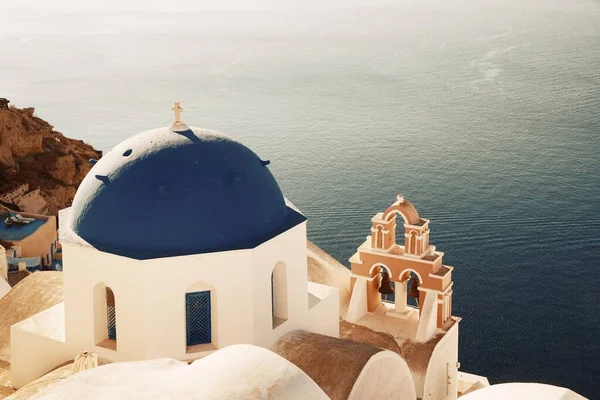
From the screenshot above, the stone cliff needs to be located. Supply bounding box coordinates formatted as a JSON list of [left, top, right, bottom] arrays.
[[0, 99, 102, 215]]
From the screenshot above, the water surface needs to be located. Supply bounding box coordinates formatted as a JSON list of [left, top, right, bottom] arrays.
[[1, 0, 599, 396]]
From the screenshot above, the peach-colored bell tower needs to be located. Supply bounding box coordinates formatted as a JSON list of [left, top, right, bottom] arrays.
[[347, 194, 454, 342]]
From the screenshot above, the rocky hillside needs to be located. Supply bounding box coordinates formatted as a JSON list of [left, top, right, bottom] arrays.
[[0, 99, 101, 215]]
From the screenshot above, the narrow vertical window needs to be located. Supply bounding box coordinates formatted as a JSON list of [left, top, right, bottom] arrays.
[[95, 283, 117, 350], [409, 231, 417, 254], [106, 287, 117, 340], [186, 291, 212, 346], [271, 262, 288, 329]]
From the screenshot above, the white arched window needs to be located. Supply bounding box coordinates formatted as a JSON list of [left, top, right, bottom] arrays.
[[94, 283, 117, 350]]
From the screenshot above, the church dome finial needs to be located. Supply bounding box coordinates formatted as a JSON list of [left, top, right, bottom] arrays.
[[169, 101, 189, 132]]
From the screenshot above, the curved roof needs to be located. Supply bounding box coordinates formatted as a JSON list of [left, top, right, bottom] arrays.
[[272, 330, 415, 400], [382, 198, 420, 225], [25, 345, 328, 400], [461, 383, 585, 400], [69, 127, 305, 259]]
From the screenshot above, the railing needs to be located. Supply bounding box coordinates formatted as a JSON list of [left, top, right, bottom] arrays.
[[6, 256, 41, 271]]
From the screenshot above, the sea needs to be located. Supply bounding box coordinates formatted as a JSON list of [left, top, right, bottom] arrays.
[[1, 0, 599, 397]]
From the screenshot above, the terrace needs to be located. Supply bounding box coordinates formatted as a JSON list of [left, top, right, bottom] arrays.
[[0, 213, 46, 242]]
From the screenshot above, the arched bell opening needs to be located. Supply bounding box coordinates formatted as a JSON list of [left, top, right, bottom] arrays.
[[392, 270, 422, 315], [406, 272, 420, 308], [378, 269, 395, 303], [382, 206, 414, 253]]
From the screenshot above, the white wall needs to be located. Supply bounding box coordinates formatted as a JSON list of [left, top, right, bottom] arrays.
[[62, 241, 256, 362], [63, 243, 154, 362], [422, 322, 460, 400], [251, 222, 340, 348], [10, 304, 74, 389], [11, 328, 72, 388], [60, 219, 339, 364], [141, 248, 256, 360], [306, 282, 340, 338], [252, 221, 308, 348], [349, 351, 416, 400], [9, 215, 341, 388]]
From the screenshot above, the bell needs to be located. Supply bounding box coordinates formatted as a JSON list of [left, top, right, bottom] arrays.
[[378, 271, 395, 295], [408, 278, 420, 298]]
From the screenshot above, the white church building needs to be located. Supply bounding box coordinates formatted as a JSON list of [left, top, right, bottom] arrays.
[[9, 104, 339, 388]]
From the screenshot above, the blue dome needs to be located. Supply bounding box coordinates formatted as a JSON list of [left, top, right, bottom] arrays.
[[69, 127, 304, 259]]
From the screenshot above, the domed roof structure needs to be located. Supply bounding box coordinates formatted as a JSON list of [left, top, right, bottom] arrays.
[[69, 125, 304, 259], [460, 383, 585, 400], [21, 346, 329, 400]]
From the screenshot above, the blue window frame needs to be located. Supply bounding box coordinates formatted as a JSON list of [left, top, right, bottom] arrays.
[[186, 291, 212, 346]]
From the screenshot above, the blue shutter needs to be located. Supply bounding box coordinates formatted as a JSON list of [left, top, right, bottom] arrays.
[[186, 291, 212, 346]]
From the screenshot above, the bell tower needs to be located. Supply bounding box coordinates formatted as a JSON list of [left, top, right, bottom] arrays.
[[347, 195, 455, 342]]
